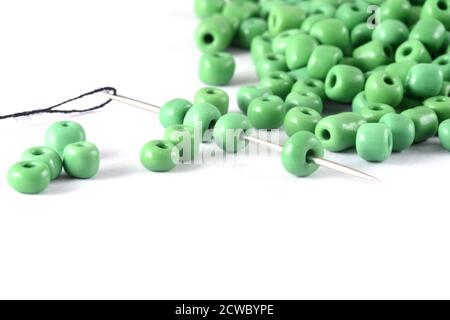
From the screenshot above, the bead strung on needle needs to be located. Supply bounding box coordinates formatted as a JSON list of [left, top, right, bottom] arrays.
[[101, 92, 161, 113]]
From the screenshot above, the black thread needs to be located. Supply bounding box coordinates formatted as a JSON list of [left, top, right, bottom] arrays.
[[0, 87, 117, 120]]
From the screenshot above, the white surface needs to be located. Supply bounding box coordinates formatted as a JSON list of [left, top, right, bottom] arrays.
[[0, 1, 449, 300]]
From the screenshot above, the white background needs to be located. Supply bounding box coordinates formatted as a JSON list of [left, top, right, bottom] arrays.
[[0, 1, 449, 300]]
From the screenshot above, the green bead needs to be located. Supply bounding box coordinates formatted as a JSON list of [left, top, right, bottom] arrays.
[[256, 53, 288, 78], [281, 131, 325, 177], [380, 0, 412, 23], [45, 121, 86, 157], [272, 29, 303, 55], [237, 85, 272, 114], [22, 146, 62, 180], [213, 113, 252, 153], [432, 54, 450, 81], [307, 45, 343, 80], [199, 52, 235, 86], [195, 14, 234, 53], [7, 161, 50, 194], [309, 18, 350, 52], [301, 14, 327, 33], [325, 64, 365, 103], [247, 95, 285, 129], [351, 23, 373, 47], [183, 103, 222, 142], [259, 71, 295, 99], [395, 39, 432, 63], [63, 141, 100, 179], [285, 91, 323, 113], [164, 125, 200, 162], [285, 34, 317, 70], [401, 106, 439, 143], [409, 17, 446, 55], [194, 0, 225, 19], [406, 63, 444, 98], [159, 99, 193, 128], [379, 113, 416, 152], [421, 0, 450, 30], [358, 103, 396, 122], [291, 78, 326, 100], [140, 140, 180, 172], [439, 119, 450, 150], [385, 60, 417, 86], [284, 106, 322, 136], [251, 33, 273, 63], [353, 40, 394, 72], [335, 2, 369, 30], [365, 71, 404, 107], [356, 123, 393, 162], [194, 87, 229, 115], [372, 19, 409, 49], [352, 91, 370, 113], [237, 18, 268, 49], [315, 112, 367, 152], [424, 95, 450, 122], [268, 5, 306, 36]]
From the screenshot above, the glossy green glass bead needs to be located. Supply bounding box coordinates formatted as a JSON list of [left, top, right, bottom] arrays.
[[213, 113, 252, 153], [237, 85, 272, 114], [401, 106, 439, 143], [353, 40, 394, 72], [7, 161, 50, 194], [439, 119, 450, 150], [356, 123, 393, 162], [22, 146, 62, 180], [259, 71, 295, 99], [358, 103, 396, 123], [352, 91, 369, 113], [385, 60, 416, 86], [307, 45, 343, 81], [251, 33, 273, 63], [335, 2, 369, 30], [256, 52, 288, 79], [351, 23, 373, 47], [409, 17, 446, 55], [325, 64, 365, 103], [183, 103, 222, 142], [237, 18, 268, 49], [268, 5, 306, 36], [284, 107, 322, 137], [421, 0, 450, 30], [285, 91, 323, 113], [406, 63, 444, 98], [247, 95, 285, 129], [45, 121, 86, 157], [272, 29, 303, 55], [309, 18, 350, 53], [159, 99, 193, 128], [164, 125, 200, 162], [372, 19, 409, 49], [301, 14, 327, 33], [315, 112, 366, 152], [140, 140, 180, 172], [432, 54, 450, 81], [288, 67, 310, 81], [395, 40, 432, 63], [281, 131, 325, 177], [194, 0, 225, 19], [379, 113, 416, 152], [63, 141, 100, 179], [195, 14, 234, 53], [199, 52, 235, 86], [424, 96, 450, 122], [291, 78, 326, 100], [285, 34, 317, 70], [380, 0, 412, 23], [194, 87, 229, 115], [364, 71, 404, 107]]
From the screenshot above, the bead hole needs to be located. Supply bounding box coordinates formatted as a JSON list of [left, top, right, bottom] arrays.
[[437, 0, 448, 10], [402, 46, 412, 56], [156, 142, 169, 149], [203, 33, 214, 45], [206, 89, 216, 95], [383, 45, 393, 58], [321, 130, 331, 141], [22, 163, 35, 169], [305, 80, 316, 87], [261, 97, 272, 102], [301, 109, 312, 115], [31, 149, 45, 156], [350, 5, 360, 11], [328, 74, 337, 88], [61, 122, 70, 127], [270, 74, 282, 80], [438, 58, 449, 65], [208, 120, 217, 130], [305, 149, 317, 164], [266, 54, 278, 61], [435, 97, 446, 102], [383, 76, 394, 85], [76, 143, 85, 147], [369, 104, 383, 111]]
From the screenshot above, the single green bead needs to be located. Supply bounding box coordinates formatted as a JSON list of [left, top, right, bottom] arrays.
[[7, 161, 50, 194], [365, 71, 404, 107], [140, 140, 180, 172], [164, 125, 200, 162], [325, 64, 365, 103], [291, 78, 326, 100], [356, 123, 393, 162], [424, 95, 450, 122], [379, 113, 416, 152], [439, 119, 450, 150], [301, 14, 327, 33], [284, 106, 322, 136], [194, 0, 225, 19], [385, 60, 417, 86], [259, 71, 295, 99], [256, 52, 288, 78], [353, 40, 394, 72], [440, 81, 450, 95], [237, 85, 272, 114], [421, 0, 450, 30], [194, 87, 229, 115], [22, 146, 62, 180], [268, 5, 306, 36], [335, 2, 369, 30], [237, 18, 268, 49], [358, 103, 396, 122], [395, 40, 432, 63], [281, 131, 325, 177], [315, 112, 367, 152], [285, 34, 317, 70], [272, 29, 304, 55], [409, 17, 446, 55], [183, 103, 222, 142], [351, 23, 373, 47], [288, 67, 311, 81], [63, 141, 100, 179], [45, 121, 86, 157], [159, 99, 193, 128], [247, 95, 286, 129], [285, 91, 323, 113], [406, 63, 444, 98], [251, 33, 273, 63], [213, 113, 252, 153], [199, 52, 235, 86], [380, 0, 412, 23], [372, 20, 409, 49], [432, 54, 450, 81], [309, 18, 350, 53], [352, 91, 370, 113], [195, 14, 234, 53], [401, 106, 439, 143], [307, 45, 343, 80]]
